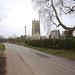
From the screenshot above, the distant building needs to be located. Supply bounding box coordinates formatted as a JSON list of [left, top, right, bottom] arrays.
[[31, 19, 41, 40], [32, 20, 40, 36], [50, 30, 60, 39], [26, 35, 31, 40], [60, 31, 66, 39], [73, 30, 75, 36], [30, 19, 47, 40], [40, 36, 46, 39]]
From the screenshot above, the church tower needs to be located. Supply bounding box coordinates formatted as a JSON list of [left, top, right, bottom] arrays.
[[32, 19, 40, 37]]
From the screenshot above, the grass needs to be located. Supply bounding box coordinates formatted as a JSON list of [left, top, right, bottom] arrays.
[[13, 42, 75, 59], [24, 44, 75, 59], [0, 43, 6, 75], [0, 43, 5, 50], [61, 52, 75, 59]]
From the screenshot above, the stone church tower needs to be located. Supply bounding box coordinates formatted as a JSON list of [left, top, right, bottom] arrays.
[[32, 20, 40, 37]]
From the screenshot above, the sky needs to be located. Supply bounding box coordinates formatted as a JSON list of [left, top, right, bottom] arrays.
[[0, 0, 41, 38], [0, 0, 75, 38]]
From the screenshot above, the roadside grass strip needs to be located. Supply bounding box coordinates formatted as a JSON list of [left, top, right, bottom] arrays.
[[13, 43, 75, 59], [24, 45, 75, 59], [0, 43, 5, 50], [0, 43, 6, 75], [61, 52, 75, 59]]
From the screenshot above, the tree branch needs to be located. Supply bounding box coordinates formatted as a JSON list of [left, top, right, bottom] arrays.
[[61, 1, 75, 14], [51, 0, 75, 31]]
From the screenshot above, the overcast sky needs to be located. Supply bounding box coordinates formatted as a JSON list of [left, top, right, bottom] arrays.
[[0, 0, 40, 38], [0, 0, 75, 38]]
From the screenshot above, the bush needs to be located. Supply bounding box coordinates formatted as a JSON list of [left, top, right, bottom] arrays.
[[68, 37, 75, 51], [27, 39, 54, 48], [60, 39, 70, 50], [52, 39, 60, 49], [43, 39, 54, 48], [27, 37, 75, 51]]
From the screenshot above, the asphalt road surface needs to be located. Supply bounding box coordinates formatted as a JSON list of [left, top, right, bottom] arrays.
[[4, 43, 75, 75]]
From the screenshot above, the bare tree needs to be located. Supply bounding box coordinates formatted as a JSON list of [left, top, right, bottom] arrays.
[[31, 0, 75, 32]]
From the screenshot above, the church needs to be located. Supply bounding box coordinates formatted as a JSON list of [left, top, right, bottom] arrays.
[[31, 19, 41, 40], [32, 19, 40, 36]]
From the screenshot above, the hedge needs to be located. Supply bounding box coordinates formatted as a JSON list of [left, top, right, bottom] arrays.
[[27, 39, 54, 48], [27, 37, 75, 51], [60, 39, 70, 50], [68, 37, 75, 50]]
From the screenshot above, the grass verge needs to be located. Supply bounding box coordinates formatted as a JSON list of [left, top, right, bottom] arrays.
[[25, 45, 75, 59], [0, 43, 5, 50], [13, 43, 75, 60], [0, 43, 6, 75]]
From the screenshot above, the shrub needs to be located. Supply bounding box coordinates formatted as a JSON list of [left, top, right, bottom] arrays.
[[43, 39, 54, 48], [68, 37, 75, 51], [27, 37, 75, 51], [27, 39, 55, 48], [52, 39, 60, 49], [60, 39, 70, 50]]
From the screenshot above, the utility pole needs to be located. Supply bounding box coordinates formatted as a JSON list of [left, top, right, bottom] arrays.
[[25, 26, 26, 37], [25, 26, 27, 44]]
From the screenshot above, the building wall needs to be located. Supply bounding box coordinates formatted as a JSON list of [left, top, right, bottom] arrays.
[[50, 30, 60, 39]]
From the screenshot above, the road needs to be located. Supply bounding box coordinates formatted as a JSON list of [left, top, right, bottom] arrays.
[[4, 43, 75, 75]]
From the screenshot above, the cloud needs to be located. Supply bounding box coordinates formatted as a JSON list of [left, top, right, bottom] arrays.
[[0, 0, 39, 38], [0, 5, 10, 20], [0, 0, 31, 20]]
